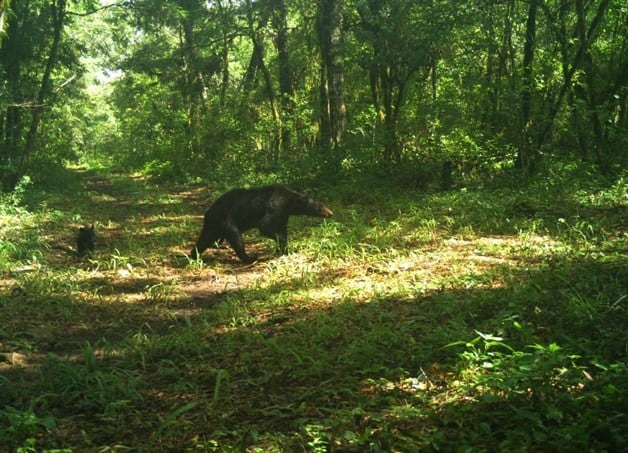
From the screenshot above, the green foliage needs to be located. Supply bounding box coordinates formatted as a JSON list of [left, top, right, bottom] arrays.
[[0, 0, 101, 191], [39, 345, 143, 416], [0, 404, 57, 449], [448, 334, 627, 449], [2, 0, 626, 191], [0, 175, 31, 214], [0, 176, 53, 270]]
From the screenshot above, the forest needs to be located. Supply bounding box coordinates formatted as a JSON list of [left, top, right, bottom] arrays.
[[0, 0, 626, 451]]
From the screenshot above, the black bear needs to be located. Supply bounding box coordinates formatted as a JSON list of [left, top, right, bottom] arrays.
[[190, 185, 333, 263], [77, 224, 95, 256]]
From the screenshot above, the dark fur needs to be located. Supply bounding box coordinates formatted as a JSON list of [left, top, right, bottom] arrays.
[[77, 224, 95, 256], [191, 185, 333, 263]]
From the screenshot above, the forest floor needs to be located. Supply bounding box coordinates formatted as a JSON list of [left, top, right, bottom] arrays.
[[1, 168, 626, 451]]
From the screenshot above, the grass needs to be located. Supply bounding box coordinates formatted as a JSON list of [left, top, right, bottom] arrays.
[[0, 168, 626, 451]]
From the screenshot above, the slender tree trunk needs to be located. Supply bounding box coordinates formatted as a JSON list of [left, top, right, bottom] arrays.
[[180, 10, 204, 158], [535, 0, 611, 166], [481, 6, 498, 131], [481, 1, 513, 132], [381, 70, 395, 162], [216, 0, 231, 108], [319, 63, 331, 149], [317, 0, 346, 155], [576, 0, 610, 174], [516, 0, 538, 171], [1, 54, 22, 175], [241, 41, 260, 95], [241, 1, 280, 160], [219, 35, 230, 108], [18, 0, 65, 184], [272, 0, 293, 156], [0, 0, 10, 48]]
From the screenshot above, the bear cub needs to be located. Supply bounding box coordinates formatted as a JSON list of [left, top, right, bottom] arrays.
[[77, 224, 95, 256], [191, 185, 333, 263]]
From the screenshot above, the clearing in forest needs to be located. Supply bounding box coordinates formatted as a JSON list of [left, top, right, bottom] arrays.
[[1, 170, 626, 451]]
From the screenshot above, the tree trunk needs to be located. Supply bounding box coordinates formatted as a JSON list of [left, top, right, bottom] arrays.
[[215, 0, 231, 109], [515, 0, 538, 171], [535, 0, 611, 167], [18, 0, 66, 185], [272, 0, 293, 156], [180, 7, 205, 158], [0, 0, 10, 48], [576, 0, 610, 174], [317, 0, 346, 155], [241, 1, 280, 161], [481, 0, 514, 133], [0, 20, 22, 191]]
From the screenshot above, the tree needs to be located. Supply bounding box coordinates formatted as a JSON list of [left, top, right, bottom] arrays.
[[271, 0, 294, 156], [515, 0, 538, 171], [241, 0, 280, 159], [0, 0, 79, 191], [515, 0, 617, 173], [355, 0, 454, 164], [478, 0, 517, 135], [0, 0, 10, 48], [108, 0, 240, 171], [20, 0, 67, 174], [42, 0, 623, 184], [317, 0, 347, 156]]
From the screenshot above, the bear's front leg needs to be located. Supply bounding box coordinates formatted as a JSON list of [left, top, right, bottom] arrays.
[[260, 219, 288, 254], [275, 230, 288, 254], [224, 228, 257, 263], [191, 227, 221, 259]]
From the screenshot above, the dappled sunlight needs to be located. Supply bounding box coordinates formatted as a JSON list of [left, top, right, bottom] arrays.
[[1, 170, 626, 451], [2, 0, 626, 444]]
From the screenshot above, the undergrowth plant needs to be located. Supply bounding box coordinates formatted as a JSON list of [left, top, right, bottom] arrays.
[[39, 344, 143, 416], [448, 332, 627, 449]]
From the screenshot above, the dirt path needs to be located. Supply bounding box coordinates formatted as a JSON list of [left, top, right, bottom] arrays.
[[0, 172, 274, 373]]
